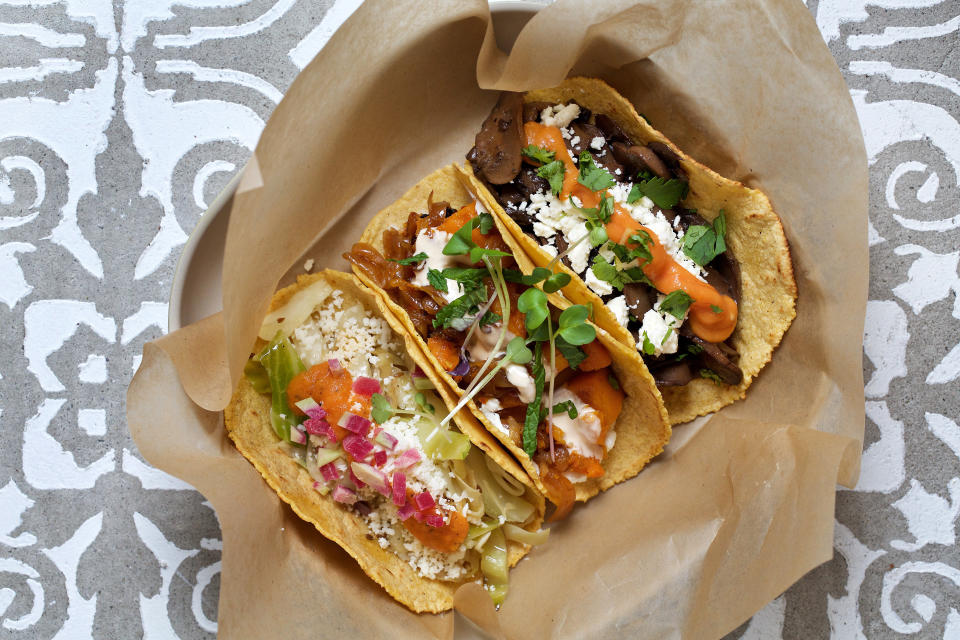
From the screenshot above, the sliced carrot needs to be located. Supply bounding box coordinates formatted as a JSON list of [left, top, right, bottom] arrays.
[[437, 202, 476, 234], [565, 368, 624, 434], [427, 336, 460, 372], [578, 340, 612, 371]]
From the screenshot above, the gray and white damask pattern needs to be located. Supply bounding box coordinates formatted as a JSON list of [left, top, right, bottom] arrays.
[[0, 0, 956, 637]]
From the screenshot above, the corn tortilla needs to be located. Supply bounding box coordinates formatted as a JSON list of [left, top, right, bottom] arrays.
[[352, 165, 671, 504], [466, 77, 798, 425], [225, 269, 544, 613]]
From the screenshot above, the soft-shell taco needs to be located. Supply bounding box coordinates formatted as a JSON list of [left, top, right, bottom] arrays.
[[225, 270, 546, 613], [465, 77, 797, 424], [345, 165, 670, 519]]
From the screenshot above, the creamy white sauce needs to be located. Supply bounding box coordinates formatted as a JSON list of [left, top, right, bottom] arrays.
[[549, 388, 605, 461], [410, 230, 463, 303], [505, 364, 536, 403]]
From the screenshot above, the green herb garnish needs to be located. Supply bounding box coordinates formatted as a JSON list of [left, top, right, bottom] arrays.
[[427, 269, 447, 292], [538, 161, 566, 196], [389, 252, 427, 265], [521, 145, 556, 165], [522, 342, 545, 457], [699, 369, 724, 385], [552, 400, 578, 419], [371, 393, 394, 423], [627, 176, 688, 208], [682, 211, 727, 266], [577, 151, 616, 191], [659, 290, 694, 320]]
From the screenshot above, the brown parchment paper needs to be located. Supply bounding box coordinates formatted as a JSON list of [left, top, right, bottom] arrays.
[[126, 0, 868, 637]]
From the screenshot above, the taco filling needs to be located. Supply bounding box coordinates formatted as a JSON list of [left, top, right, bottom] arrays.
[[346, 200, 626, 518], [243, 275, 545, 604], [468, 93, 744, 389]]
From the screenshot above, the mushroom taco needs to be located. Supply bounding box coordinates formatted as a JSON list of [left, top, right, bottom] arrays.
[[465, 77, 797, 424], [345, 165, 671, 520], [225, 270, 546, 612]]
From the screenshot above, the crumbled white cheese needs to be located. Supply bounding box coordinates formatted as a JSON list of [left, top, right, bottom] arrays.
[[585, 267, 613, 296], [303, 258, 314, 272], [608, 296, 630, 327], [638, 307, 679, 356], [550, 388, 605, 461], [526, 190, 593, 274], [540, 103, 581, 128], [570, 135, 580, 147], [590, 136, 606, 150]]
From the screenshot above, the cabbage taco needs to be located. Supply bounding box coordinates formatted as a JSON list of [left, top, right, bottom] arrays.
[[225, 270, 546, 612], [345, 165, 671, 520], [465, 77, 797, 424]]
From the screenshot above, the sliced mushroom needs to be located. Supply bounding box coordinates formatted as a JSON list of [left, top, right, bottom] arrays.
[[678, 327, 743, 386], [647, 142, 687, 180], [705, 251, 742, 303], [517, 166, 549, 198], [594, 113, 629, 143], [623, 283, 654, 321], [611, 142, 671, 179], [551, 234, 573, 270], [473, 91, 524, 185], [570, 123, 625, 178], [649, 360, 694, 386]]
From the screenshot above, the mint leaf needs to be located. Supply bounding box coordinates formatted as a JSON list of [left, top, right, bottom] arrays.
[[433, 283, 488, 329], [389, 252, 428, 265], [577, 151, 615, 191], [427, 269, 448, 292], [555, 336, 587, 370], [478, 212, 494, 235], [441, 267, 488, 283], [552, 400, 578, 419], [521, 145, 556, 165], [710, 304, 722, 314], [538, 160, 566, 196], [522, 342, 545, 458]]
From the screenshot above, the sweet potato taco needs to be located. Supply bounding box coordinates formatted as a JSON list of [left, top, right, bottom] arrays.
[[225, 269, 546, 613], [345, 165, 671, 520], [464, 77, 797, 425]]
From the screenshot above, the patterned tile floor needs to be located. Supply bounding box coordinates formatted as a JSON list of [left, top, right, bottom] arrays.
[[0, 0, 958, 637]]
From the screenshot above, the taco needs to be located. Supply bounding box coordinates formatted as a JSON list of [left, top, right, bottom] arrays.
[[464, 77, 797, 425], [344, 165, 671, 520], [225, 270, 546, 613]]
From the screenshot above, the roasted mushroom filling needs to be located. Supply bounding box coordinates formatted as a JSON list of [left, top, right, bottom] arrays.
[[468, 93, 744, 388]]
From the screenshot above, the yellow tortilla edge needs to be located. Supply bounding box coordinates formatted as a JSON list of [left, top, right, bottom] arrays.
[[471, 77, 798, 425], [224, 269, 543, 614], [352, 165, 671, 504]]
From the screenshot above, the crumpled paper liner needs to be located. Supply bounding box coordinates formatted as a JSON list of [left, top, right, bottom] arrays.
[[126, 0, 867, 637]]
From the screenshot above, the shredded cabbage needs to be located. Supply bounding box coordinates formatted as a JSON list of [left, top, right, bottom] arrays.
[[480, 527, 509, 606], [417, 419, 471, 460], [257, 331, 306, 441], [257, 279, 333, 340], [466, 450, 536, 524]]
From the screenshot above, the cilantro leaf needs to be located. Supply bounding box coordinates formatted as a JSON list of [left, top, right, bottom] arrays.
[[522, 343, 545, 458], [371, 393, 394, 423], [641, 332, 656, 355], [478, 212, 494, 235], [389, 252, 427, 265], [590, 255, 650, 291], [555, 336, 587, 370], [427, 269, 448, 292], [537, 161, 566, 196], [659, 290, 694, 320], [710, 304, 722, 314], [682, 211, 727, 266], [628, 176, 688, 209], [521, 145, 556, 165], [576, 151, 616, 191], [699, 369, 724, 385]]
